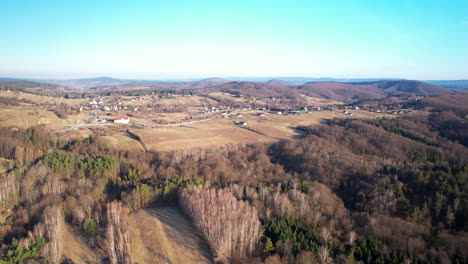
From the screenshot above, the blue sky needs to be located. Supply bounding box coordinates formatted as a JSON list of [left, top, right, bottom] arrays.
[[1, 0, 467, 79]]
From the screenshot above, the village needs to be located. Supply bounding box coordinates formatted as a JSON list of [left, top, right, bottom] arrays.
[[0, 88, 423, 152]]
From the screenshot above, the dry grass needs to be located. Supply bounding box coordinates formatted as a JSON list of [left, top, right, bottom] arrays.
[[62, 224, 101, 264], [137, 118, 276, 152], [0, 158, 11, 174], [128, 207, 213, 264], [136, 110, 391, 152], [301, 95, 343, 105], [0, 107, 65, 127], [97, 133, 146, 151], [0, 91, 87, 106], [118, 95, 218, 107], [0, 106, 89, 128], [208, 92, 246, 103]]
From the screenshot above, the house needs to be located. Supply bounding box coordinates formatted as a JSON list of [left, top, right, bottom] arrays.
[[273, 111, 282, 115], [238, 121, 247, 126], [114, 116, 130, 124]]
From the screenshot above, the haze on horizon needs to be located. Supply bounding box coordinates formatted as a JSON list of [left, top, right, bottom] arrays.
[[1, 0, 467, 80]]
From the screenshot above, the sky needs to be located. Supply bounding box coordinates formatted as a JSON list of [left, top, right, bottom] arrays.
[[1, 0, 467, 80]]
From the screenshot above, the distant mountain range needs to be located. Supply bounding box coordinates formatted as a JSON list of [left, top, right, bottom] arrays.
[[1, 76, 467, 90], [423, 80, 468, 92], [0, 77, 466, 103], [296, 80, 450, 102]]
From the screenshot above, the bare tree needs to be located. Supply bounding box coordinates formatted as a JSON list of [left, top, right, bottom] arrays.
[[106, 201, 133, 264], [179, 186, 263, 263], [347, 231, 357, 245], [42, 175, 66, 196], [0, 172, 18, 208], [296, 251, 320, 264], [44, 205, 64, 264], [319, 227, 332, 243], [318, 246, 333, 264]]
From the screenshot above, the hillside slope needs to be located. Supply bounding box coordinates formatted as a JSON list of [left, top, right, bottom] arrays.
[[296, 80, 449, 102], [266, 79, 296, 87], [210, 81, 301, 99], [62, 225, 101, 264], [128, 207, 213, 264]]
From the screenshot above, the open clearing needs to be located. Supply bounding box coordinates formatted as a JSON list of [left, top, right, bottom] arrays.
[[62, 225, 101, 264], [301, 95, 343, 105], [62, 207, 213, 264], [116, 95, 218, 107], [0, 91, 87, 106], [0, 106, 89, 127], [128, 207, 213, 264], [97, 132, 146, 151], [137, 109, 391, 152]]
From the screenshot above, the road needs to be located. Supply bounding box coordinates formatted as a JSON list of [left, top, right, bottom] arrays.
[[161, 117, 214, 127], [54, 122, 115, 132]]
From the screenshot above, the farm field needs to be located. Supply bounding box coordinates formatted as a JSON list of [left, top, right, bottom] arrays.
[[136, 109, 392, 152], [301, 95, 343, 105], [0, 92, 409, 153], [136, 118, 275, 152], [115, 95, 218, 107], [0, 91, 87, 106], [0, 106, 88, 127], [97, 132, 146, 151]]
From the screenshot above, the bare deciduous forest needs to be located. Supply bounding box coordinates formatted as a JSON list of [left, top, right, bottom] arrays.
[[0, 91, 466, 264]]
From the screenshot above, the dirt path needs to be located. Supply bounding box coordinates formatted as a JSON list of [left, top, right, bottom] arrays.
[[161, 117, 214, 127], [128, 207, 213, 264]]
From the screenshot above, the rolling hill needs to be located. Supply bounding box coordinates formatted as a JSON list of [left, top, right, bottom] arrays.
[[208, 81, 302, 99], [43, 77, 153, 89], [0, 79, 61, 90], [296, 80, 450, 102], [425, 80, 468, 92], [266, 79, 296, 87]]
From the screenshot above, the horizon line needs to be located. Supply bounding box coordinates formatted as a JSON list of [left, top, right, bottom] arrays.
[[1, 75, 467, 81]]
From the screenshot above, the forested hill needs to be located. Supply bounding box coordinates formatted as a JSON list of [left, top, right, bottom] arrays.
[[0, 94, 466, 263], [296, 80, 450, 102]]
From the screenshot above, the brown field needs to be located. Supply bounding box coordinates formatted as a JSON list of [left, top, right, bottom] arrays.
[[208, 92, 246, 103], [97, 132, 146, 151], [62, 225, 101, 264], [0, 92, 404, 153], [136, 109, 392, 152], [61, 207, 213, 264], [0, 106, 91, 128], [128, 207, 213, 264], [301, 95, 343, 105], [124, 112, 193, 127], [117, 95, 218, 107], [137, 118, 275, 152], [0, 91, 87, 106]]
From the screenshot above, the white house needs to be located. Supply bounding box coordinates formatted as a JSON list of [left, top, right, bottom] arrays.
[[114, 116, 130, 124]]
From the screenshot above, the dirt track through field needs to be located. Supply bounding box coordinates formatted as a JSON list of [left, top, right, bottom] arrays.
[[128, 207, 213, 264]]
